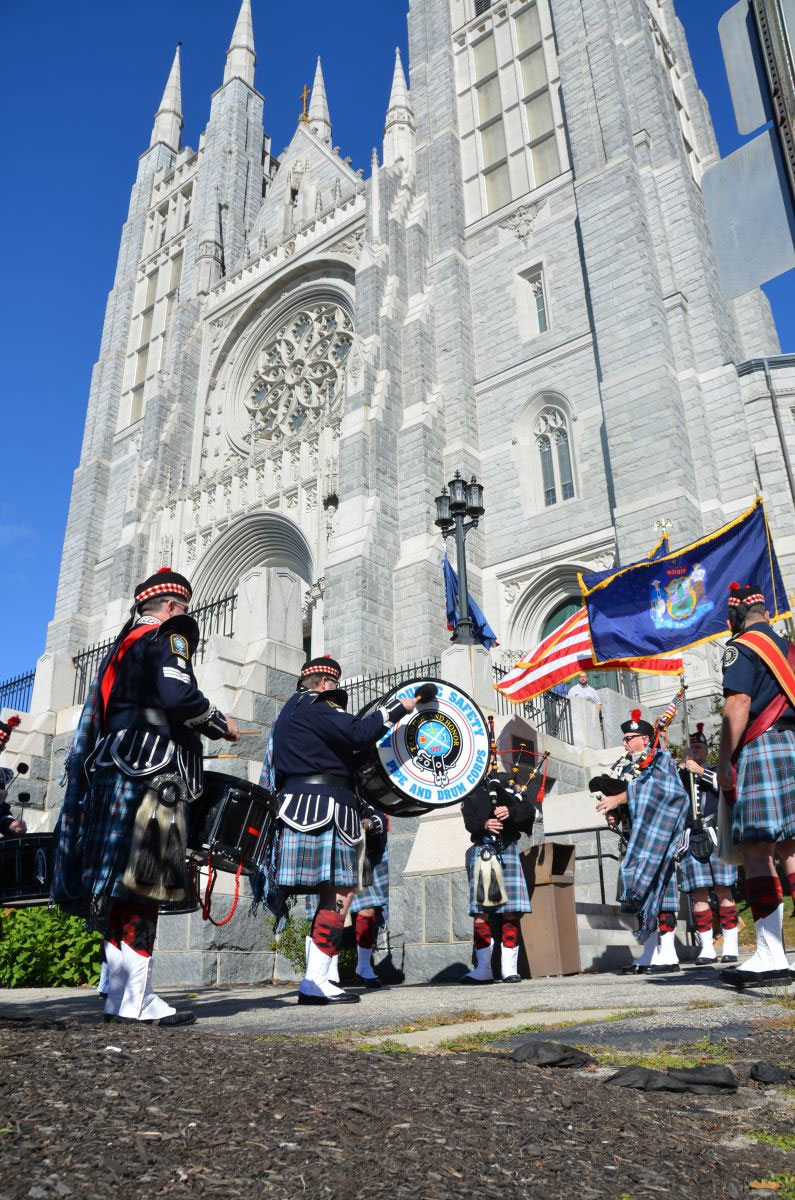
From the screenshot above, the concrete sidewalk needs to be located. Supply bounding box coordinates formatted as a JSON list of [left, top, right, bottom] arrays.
[[1, 963, 791, 1045]]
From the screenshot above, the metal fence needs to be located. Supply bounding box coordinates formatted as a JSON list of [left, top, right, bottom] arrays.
[[0, 669, 36, 713], [492, 664, 574, 744], [72, 592, 238, 706], [344, 658, 441, 715]]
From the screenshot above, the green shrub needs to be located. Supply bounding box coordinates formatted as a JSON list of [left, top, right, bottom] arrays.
[[0, 906, 102, 988], [269, 912, 356, 979]]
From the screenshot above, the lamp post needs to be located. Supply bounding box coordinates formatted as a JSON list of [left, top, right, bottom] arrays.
[[434, 471, 485, 646]]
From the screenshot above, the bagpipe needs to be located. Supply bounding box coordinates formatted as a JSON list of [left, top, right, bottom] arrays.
[[472, 719, 549, 909]]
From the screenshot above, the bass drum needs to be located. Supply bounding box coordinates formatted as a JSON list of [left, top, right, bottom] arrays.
[[0, 833, 55, 907], [356, 678, 490, 818]]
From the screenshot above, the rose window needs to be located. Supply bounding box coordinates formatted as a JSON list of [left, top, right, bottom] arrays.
[[245, 303, 353, 439]]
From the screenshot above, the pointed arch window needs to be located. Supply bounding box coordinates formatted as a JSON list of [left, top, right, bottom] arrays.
[[534, 405, 575, 507]]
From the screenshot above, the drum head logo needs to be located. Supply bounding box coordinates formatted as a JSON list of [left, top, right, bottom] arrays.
[[405, 714, 461, 786], [375, 680, 489, 809]]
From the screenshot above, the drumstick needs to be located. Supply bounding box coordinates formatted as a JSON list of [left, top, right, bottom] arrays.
[[236, 729, 259, 735], [204, 753, 239, 760]]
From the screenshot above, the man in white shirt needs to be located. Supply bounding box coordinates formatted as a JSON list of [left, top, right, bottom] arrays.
[[567, 672, 602, 712]]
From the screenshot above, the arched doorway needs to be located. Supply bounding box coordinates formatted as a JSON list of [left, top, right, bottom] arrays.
[[191, 512, 315, 657]]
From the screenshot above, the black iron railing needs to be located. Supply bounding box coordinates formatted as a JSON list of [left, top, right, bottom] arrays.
[[344, 658, 441, 716], [492, 664, 574, 744], [72, 592, 238, 706], [0, 669, 36, 713], [194, 592, 237, 658], [72, 636, 115, 706]]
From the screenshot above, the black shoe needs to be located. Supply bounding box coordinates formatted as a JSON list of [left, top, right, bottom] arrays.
[[501, 974, 522, 983], [104, 1010, 196, 1027], [646, 963, 680, 974], [297, 990, 360, 1006], [721, 966, 793, 989], [353, 973, 382, 989], [694, 956, 719, 966], [98, 992, 108, 1000], [621, 964, 651, 975], [720, 955, 738, 964], [459, 974, 494, 985]]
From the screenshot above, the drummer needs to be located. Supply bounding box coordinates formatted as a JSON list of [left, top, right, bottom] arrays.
[[268, 655, 416, 1005], [51, 567, 239, 1027]]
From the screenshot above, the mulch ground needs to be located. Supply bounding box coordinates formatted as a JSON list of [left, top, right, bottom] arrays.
[[1, 1021, 793, 1200]]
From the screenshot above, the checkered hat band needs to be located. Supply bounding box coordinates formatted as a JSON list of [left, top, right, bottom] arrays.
[[728, 592, 764, 607], [301, 664, 340, 678], [135, 582, 191, 603]]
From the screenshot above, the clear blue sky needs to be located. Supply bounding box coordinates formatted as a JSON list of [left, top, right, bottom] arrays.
[[0, 0, 791, 681]]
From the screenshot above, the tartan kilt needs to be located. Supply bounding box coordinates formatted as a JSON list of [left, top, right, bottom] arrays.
[[350, 835, 389, 915], [659, 866, 678, 915], [733, 729, 795, 844], [678, 850, 737, 893], [54, 766, 150, 916], [466, 840, 531, 916], [275, 821, 359, 892]]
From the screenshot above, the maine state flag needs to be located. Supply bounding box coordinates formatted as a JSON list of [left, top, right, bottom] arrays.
[[580, 500, 790, 662]]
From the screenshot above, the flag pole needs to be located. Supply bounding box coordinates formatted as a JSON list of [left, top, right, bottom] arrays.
[[678, 668, 700, 827]]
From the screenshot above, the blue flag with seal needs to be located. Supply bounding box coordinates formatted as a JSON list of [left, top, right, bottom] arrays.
[[442, 554, 498, 650], [580, 500, 790, 662]]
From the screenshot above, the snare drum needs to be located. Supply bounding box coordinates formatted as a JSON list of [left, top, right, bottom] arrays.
[[356, 678, 490, 818], [188, 772, 275, 875], [0, 833, 55, 907]]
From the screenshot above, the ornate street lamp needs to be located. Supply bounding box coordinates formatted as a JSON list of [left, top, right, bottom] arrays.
[[434, 471, 485, 646]]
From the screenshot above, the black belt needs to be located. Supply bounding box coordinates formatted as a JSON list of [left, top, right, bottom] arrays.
[[105, 707, 169, 732], [282, 774, 353, 790], [770, 719, 795, 733]]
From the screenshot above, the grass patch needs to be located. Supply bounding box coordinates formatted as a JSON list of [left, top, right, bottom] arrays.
[[574, 1036, 733, 1071], [748, 1132, 795, 1152], [687, 1000, 722, 1010], [356, 1039, 418, 1054], [754, 1173, 795, 1198], [375, 1009, 511, 1035]]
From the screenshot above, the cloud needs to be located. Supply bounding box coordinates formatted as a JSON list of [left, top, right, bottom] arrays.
[[0, 524, 37, 549]]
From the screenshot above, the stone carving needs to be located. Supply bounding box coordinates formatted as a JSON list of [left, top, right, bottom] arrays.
[[329, 229, 365, 258], [186, 536, 196, 565], [208, 312, 235, 360], [302, 576, 326, 620], [245, 303, 354, 440], [590, 551, 615, 571], [500, 200, 546, 247], [503, 580, 520, 604]]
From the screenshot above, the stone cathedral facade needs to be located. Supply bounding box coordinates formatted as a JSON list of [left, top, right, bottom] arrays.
[[13, 0, 795, 980]]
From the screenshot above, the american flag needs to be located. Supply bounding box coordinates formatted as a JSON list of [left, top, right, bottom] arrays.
[[495, 607, 683, 704]]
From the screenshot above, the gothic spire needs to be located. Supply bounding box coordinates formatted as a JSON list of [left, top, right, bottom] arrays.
[[307, 57, 332, 143], [150, 45, 183, 152], [224, 0, 256, 87], [383, 47, 415, 171], [387, 47, 410, 114]]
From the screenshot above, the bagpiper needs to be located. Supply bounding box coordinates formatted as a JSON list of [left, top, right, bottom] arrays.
[[677, 724, 739, 965], [718, 583, 795, 988]]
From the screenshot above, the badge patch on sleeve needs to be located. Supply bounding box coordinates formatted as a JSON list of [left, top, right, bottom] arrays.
[[722, 645, 739, 669], [170, 633, 190, 660]]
